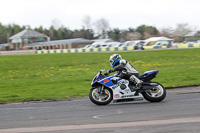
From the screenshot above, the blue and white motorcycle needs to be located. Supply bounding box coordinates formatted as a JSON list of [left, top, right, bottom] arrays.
[[89, 69, 166, 105]]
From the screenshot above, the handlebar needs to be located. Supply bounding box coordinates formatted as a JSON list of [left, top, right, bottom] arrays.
[[104, 72, 109, 76]]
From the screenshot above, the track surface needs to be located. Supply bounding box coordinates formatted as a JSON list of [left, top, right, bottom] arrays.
[[0, 86, 200, 133]]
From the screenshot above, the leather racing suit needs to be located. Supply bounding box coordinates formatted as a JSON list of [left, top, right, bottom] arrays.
[[108, 59, 143, 87]]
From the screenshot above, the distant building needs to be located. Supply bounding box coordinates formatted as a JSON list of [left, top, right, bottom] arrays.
[[8, 29, 94, 50], [9, 29, 48, 50], [25, 38, 94, 50], [0, 43, 9, 51]]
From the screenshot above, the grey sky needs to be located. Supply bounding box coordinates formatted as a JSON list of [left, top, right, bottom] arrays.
[[0, 0, 199, 30]]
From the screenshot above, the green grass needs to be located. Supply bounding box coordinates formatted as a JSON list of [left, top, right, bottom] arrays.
[[0, 48, 200, 103]]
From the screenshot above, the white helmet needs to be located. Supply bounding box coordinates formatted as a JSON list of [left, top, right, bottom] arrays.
[[109, 54, 122, 67]]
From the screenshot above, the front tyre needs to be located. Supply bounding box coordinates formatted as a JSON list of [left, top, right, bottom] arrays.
[[89, 87, 113, 105], [142, 82, 166, 102]]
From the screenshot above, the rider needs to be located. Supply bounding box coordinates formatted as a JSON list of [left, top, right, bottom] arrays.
[[106, 54, 143, 89]]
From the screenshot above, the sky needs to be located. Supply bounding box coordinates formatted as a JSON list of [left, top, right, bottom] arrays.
[[0, 0, 200, 30]]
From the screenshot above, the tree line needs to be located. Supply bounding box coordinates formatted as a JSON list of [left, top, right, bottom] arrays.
[[0, 18, 200, 44]]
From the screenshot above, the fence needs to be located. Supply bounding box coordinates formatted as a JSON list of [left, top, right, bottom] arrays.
[[36, 45, 169, 54], [177, 43, 200, 48], [35, 44, 200, 54], [36, 46, 136, 54]]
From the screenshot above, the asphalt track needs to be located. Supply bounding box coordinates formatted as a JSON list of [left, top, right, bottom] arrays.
[[0, 86, 200, 133]]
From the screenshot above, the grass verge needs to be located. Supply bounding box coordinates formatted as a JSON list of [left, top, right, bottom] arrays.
[[0, 48, 200, 103]]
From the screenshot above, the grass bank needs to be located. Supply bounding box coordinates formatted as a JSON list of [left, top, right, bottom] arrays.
[[0, 48, 200, 103]]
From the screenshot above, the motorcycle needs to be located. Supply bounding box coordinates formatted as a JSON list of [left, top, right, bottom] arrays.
[[89, 69, 166, 105]]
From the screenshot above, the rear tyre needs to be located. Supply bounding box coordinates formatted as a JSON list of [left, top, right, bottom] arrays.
[[142, 82, 166, 102], [89, 87, 113, 105]]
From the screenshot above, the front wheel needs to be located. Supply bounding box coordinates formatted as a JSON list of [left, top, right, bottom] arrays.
[[89, 87, 113, 105], [142, 82, 166, 102]]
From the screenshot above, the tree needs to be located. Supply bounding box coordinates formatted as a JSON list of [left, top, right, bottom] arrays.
[[129, 32, 142, 40], [0, 23, 26, 44], [194, 31, 200, 37], [57, 28, 64, 40], [173, 23, 193, 37], [35, 26, 44, 34], [128, 27, 135, 32], [49, 26, 57, 40], [0, 23, 7, 43], [13, 24, 24, 34], [119, 31, 142, 41], [62, 27, 73, 39], [72, 28, 94, 39], [94, 18, 110, 39], [173, 23, 194, 42], [82, 29, 95, 39], [136, 25, 159, 39], [82, 15, 92, 30], [159, 27, 174, 38], [107, 28, 121, 41]]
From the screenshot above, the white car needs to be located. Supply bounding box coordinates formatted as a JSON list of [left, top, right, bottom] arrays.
[[153, 42, 168, 47], [90, 42, 108, 48], [105, 42, 123, 48], [123, 40, 146, 47], [83, 45, 92, 49], [122, 41, 137, 47], [186, 42, 195, 44], [171, 43, 178, 48]]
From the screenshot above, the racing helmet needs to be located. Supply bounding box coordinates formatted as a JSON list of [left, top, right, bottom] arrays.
[[109, 54, 122, 67]]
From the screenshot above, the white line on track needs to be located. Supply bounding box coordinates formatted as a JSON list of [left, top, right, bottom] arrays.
[[1, 117, 200, 133], [93, 109, 123, 119], [0, 106, 50, 111]]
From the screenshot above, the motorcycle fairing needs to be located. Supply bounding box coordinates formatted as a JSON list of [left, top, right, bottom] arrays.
[[91, 69, 161, 102], [139, 70, 159, 82], [91, 70, 108, 86], [99, 75, 116, 87], [98, 77, 143, 101], [97, 75, 143, 100], [111, 79, 143, 101]]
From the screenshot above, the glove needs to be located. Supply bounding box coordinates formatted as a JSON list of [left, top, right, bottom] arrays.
[[107, 69, 114, 74], [104, 69, 111, 75], [104, 69, 113, 75]]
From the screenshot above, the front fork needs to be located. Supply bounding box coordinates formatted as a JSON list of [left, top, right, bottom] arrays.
[[97, 85, 106, 95]]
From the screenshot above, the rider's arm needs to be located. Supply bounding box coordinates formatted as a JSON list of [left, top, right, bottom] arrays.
[[113, 63, 126, 72], [107, 59, 127, 74], [106, 63, 126, 74], [113, 59, 127, 72]]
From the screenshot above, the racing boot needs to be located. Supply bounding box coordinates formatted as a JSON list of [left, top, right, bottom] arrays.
[[129, 75, 143, 89]]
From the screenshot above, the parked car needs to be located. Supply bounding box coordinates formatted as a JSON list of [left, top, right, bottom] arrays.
[[123, 40, 146, 47], [153, 42, 166, 46], [122, 41, 137, 47], [152, 41, 169, 48], [105, 42, 123, 48], [90, 42, 108, 48], [171, 43, 178, 48], [83, 45, 92, 49], [122, 40, 145, 50], [186, 42, 195, 44]]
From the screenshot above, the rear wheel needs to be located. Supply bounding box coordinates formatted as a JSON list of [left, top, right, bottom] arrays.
[[142, 82, 166, 102], [89, 87, 113, 105]]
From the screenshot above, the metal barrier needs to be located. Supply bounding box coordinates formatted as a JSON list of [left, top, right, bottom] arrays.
[[36, 46, 136, 54], [177, 44, 200, 48], [36, 44, 200, 54]]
